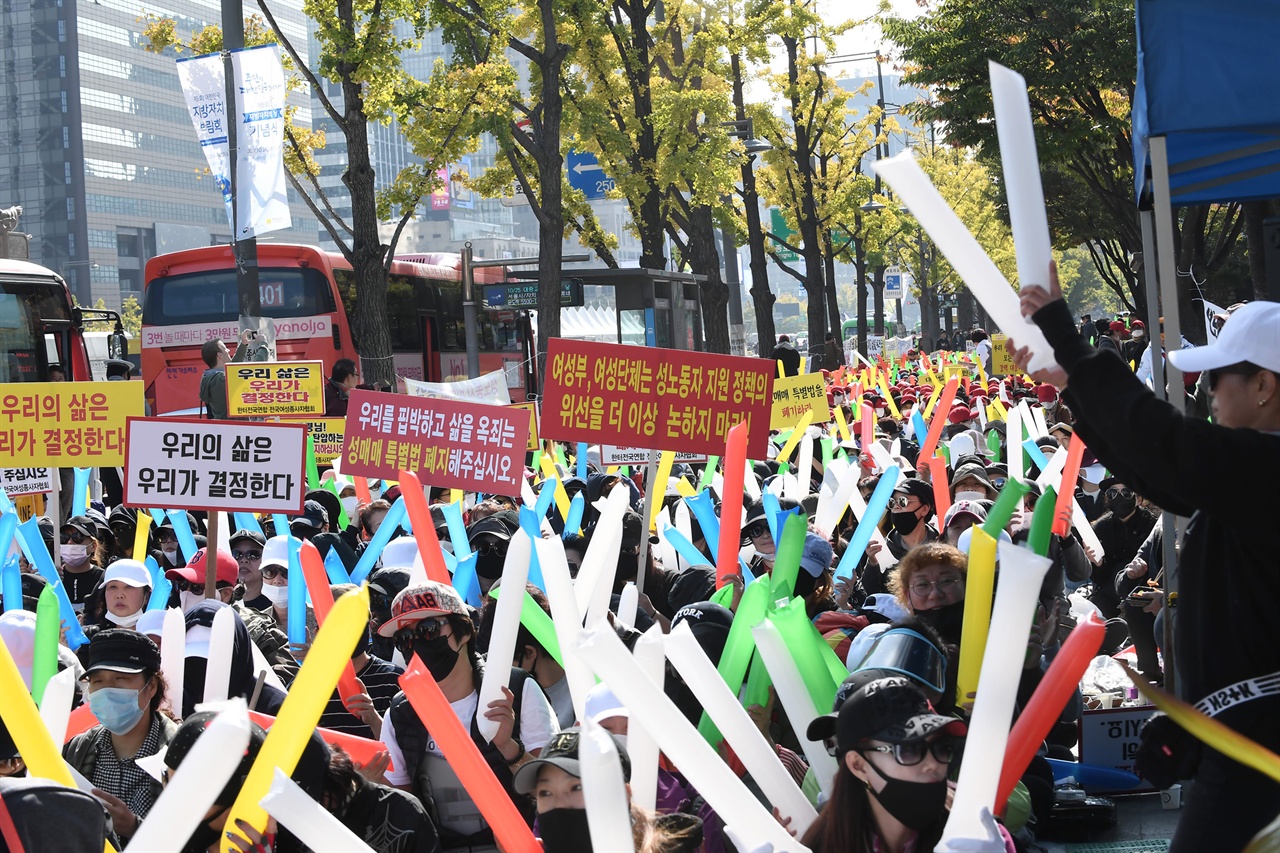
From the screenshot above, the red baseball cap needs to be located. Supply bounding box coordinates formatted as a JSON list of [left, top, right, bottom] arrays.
[[947, 406, 974, 424], [1034, 384, 1059, 404], [166, 548, 238, 587]]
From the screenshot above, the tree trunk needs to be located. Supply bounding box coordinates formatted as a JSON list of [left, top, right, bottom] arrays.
[[690, 205, 729, 353], [1243, 201, 1269, 301], [730, 52, 775, 351], [339, 57, 393, 388], [872, 266, 885, 338], [957, 290, 974, 333], [855, 240, 868, 358], [533, 11, 566, 364], [823, 230, 841, 346]]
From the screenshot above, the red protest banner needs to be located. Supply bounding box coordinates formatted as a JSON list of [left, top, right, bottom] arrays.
[[540, 338, 773, 457], [341, 389, 530, 496]]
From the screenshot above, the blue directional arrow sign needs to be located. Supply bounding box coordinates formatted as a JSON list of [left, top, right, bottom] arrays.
[[567, 150, 613, 199]]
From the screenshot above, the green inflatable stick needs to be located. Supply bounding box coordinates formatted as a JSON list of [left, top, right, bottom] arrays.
[[697, 578, 770, 746], [986, 428, 1002, 464], [32, 585, 60, 706], [743, 647, 774, 708], [710, 583, 734, 609], [769, 514, 808, 603], [1028, 485, 1057, 557], [769, 596, 838, 714], [306, 433, 320, 491], [489, 585, 563, 667], [699, 456, 720, 489], [322, 478, 350, 529], [982, 478, 1030, 537]]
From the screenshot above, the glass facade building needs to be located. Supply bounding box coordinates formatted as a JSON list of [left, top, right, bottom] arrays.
[[1, 0, 318, 309]]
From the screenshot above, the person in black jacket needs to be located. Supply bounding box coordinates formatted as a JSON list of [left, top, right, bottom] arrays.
[[1087, 480, 1158, 619], [769, 335, 802, 376], [1008, 265, 1280, 853]]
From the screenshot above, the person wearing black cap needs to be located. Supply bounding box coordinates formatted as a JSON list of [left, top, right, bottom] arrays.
[[802, 676, 969, 853], [467, 512, 519, 595], [859, 478, 939, 599], [512, 727, 702, 853], [1086, 478, 1157, 620], [59, 514, 106, 613], [292, 497, 360, 571], [63, 629, 175, 841]]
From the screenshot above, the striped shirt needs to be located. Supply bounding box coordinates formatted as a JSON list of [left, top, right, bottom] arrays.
[[89, 714, 164, 820], [317, 655, 404, 739]]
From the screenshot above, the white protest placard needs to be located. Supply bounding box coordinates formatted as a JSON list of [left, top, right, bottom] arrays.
[[123, 417, 306, 514], [176, 53, 232, 229], [1078, 706, 1156, 793], [599, 446, 707, 466], [403, 370, 512, 406], [0, 468, 54, 496]]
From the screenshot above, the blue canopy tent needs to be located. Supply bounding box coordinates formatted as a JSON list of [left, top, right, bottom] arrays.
[[1133, 0, 1280, 397], [1132, 0, 1280, 693]]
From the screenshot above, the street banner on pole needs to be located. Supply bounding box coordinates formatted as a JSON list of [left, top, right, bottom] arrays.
[[0, 382, 143, 467], [540, 339, 773, 458], [123, 417, 306, 514], [229, 45, 291, 238], [177, 53, 232, 228], [226, 361, 325, 417], [341, 390, 530, 496]]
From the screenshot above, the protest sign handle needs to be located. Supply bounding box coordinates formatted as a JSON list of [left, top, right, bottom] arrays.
[[204, 510, 220, 599]]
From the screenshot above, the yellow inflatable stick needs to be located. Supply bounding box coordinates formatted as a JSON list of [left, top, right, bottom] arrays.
[[776, 410, 814, 465], [133, 510, 152, 562], [538, 452, 572, 523], [955, 528, 998, 707], [220, 586, 371, 851], [649, 450, 677, 532]]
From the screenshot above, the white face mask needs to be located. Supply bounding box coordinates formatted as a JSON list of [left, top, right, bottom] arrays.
[[162, 548, 180, 564], [180, 590, 204, 614], [105, 608, 143, 627], [261, 583, 290, 607], [340, 496, 358, 519], [955, 490, 986, 503], [62, 544, 89, 567]]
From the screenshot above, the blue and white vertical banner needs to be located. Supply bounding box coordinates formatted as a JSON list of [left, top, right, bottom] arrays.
[[176, 52, 233, 228], [230, 45, 291, 238]]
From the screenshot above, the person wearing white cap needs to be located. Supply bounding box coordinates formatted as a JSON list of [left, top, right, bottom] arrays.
[[1012, 265, 1280, 853], [91, 559, 152, 630]]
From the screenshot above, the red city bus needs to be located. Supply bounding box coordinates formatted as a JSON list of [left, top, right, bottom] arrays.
[[141, 243, 526, 414], [0, 259, 126, 383]]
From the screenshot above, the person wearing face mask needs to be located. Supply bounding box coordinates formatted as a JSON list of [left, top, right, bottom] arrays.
[[887, 542, 967, 647], [949, 463, 997, 504], [1124, 319, 1149, 364], [467, 513, 519, 596], [512, 727, 703, 853], [63, 629, 175, 842], [255, 535, 319, 650], [154, 526, 184, 571], [858, 478, 941, 600], [60, 515, 105, 613], [379, 581, 558, 850], [1074, 457, 1109, 523], [367, 562, 414, 662], [84, 560, 152, 634], [229, 529, 271, 611], [1086, 479, 1157, 621], [803, 676, 976, 853], [166, 546, 239, 613]]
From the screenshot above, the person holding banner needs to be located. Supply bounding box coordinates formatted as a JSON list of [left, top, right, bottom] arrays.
[[198, 330, 268, 421], [1012, 267, 1280, 853], [63, 629, 176, 842], [802, 676, 972, 853], [378, 582, 558, 850], [325, 358, 360, 417]]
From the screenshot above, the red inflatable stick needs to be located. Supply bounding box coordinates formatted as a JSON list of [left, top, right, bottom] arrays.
[[860, 403, 874, 452], [247, 711, 391, 771], [918, 377, 959, 463], [1052, 432, 1087, 537], [996, 613, 1105, 814], [716, 421, 748, 589], [353, 475, 372, 508], [926, 454, 951, 522], [397, 470, 450, 585], [398, 657, 538, 852], [64, 704, 98, 742], [300, 540, 362, 712]]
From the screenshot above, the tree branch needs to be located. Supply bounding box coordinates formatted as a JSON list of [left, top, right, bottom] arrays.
[[255, 0, 343, 128]]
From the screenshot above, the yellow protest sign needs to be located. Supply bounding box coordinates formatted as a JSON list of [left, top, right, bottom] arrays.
[[509, 402, 539, 451], [226, 361, 325, 417], [770, 373, 830, 430], [303, 418, 346, 465], [990, 334, 1020, 377], [0, 381, 142, 467]]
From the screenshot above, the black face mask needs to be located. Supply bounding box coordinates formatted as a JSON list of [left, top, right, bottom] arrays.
[[476, 551, 506, 582], [916, 599, 965, 645], [414, 635, 460, 681], [538, 807, 594, 853], [891, 509, 923, 536], [866, 759, 948, 831], [1108, 496, 1137, 518]]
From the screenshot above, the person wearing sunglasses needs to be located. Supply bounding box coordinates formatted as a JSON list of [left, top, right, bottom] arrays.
[[228, 529, 270, 611], [1085, 478, 1157, 621], [378, 581, 558, 847], [803, 675, 972, 853], [1012, 269, 1280, 853], [59, 515, 105, 613], [165, 547, 239, 614]]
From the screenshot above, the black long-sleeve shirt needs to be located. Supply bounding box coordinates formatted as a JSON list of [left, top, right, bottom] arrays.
[[1032, 298, 1280, 748]]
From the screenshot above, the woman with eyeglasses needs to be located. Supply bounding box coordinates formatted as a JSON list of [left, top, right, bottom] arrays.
[[1011, 267, 1280, 853], [802, 675, 976, 853], [60, 515, 106, 614], [887, 543, 967, 647]]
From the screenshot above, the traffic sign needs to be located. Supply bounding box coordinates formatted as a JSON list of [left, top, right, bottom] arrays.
[[567, 150, 614, 199], [769, 208, 799, 263], [884, 266, 903, 299]]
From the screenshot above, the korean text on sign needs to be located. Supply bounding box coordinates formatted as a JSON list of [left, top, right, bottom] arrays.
[[123, 417, 306, 514], [226, 361, 325, 417], [0, 468, 55, 497], [540, 339, 774, 457], [0, 382, 143, 467], [304, 418, 346, 466], [769, 373, 832, 431], [340, 389, 530, 497]]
